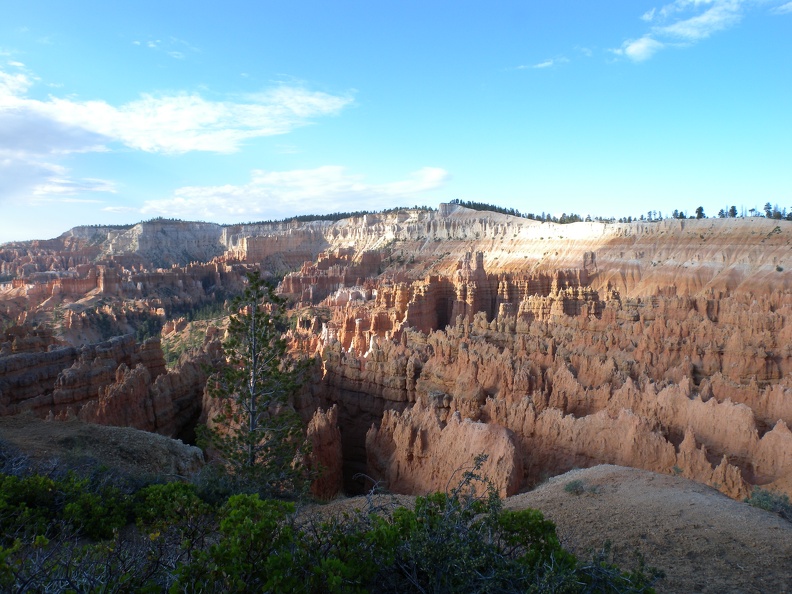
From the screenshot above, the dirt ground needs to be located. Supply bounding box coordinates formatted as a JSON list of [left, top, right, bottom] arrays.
[[505, 465, 792, 594], [0, 413, 203, 481]]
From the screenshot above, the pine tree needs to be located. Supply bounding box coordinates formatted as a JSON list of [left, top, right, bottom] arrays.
[[200, 270, 308, 498]]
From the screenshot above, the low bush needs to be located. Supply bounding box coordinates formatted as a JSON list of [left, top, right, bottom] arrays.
[[746, 487, 792, 522], [564, 478, 598, 496], [0, 472, 130, 543], [0, 456, 661, 593]]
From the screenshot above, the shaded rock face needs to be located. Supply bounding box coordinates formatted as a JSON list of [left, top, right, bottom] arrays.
[[0, 334, 162, 417], [306, 405, 344, 499], [0, 332, 222, 439], [75, 339, 223, 439], [367, 404, 522, 497]]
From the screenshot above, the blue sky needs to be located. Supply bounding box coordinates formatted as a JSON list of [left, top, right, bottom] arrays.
[[1, 0, 790, 242]]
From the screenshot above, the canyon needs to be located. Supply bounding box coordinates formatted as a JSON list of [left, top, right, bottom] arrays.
[[2, 204, 792, 502]]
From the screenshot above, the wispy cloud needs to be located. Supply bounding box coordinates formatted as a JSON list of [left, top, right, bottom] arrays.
[[0, 64, 354, 154], [772, 1, 792, 13], [0, 63, 115, 204], [641, 8, 657, 21], [133, 36, 201, 59], [135, 166, 449, 221], [0, 154, 114, 206], [611, 0, 791, 61], [514, 57, 570, 70], [656, 1, 744, 40], [0, 62, 353, 207], [32, 173, 116, 196], [611, 36, 666, 62]]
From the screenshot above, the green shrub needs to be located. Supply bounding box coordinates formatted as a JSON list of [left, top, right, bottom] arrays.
[[745, 487, 792, 521], [0, 474, 59, 541], [0, 459, 662, 593], [0, 472, 130, 542], [60, 474, 130, 539], [135, 481, 209, 529], [174, 494, 298, 592]]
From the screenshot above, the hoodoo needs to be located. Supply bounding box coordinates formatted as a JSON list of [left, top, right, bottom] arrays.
[[2, 206, 792, 501]]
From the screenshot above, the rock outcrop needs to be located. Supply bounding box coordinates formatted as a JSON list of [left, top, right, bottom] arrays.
[[367, 404, 522, 497], [306, 405, 344, 499], [0, 330, 222, 439], [288, 217, 792, 499], [75, 338, 223, 437]]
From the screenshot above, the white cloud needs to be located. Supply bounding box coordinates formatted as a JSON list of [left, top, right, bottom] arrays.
[[610, 0, 780, 61], [617, 36, 666, 61], [34, 89, 351, 154], [139, 166, 449, 221], [772, 1, 792, 13], [516, 57, 570, 70], [0, 64, 353, 155], [0, 62, 352, 209], [0, 63, 116, 205], [0, 67, 34, 97], [32, 174, 116, 196], [656, 0, 744, 39], [642, 8, 657, 21], [0, 153, 114, 205]]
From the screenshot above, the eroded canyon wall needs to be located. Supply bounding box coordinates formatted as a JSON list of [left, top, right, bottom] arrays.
[[3, 206, 792, 501], [0, 326, 222, 439], [285, 211, 792, 499]]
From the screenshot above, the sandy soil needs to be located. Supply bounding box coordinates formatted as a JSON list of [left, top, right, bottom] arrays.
[[505, 465, 792, 594]]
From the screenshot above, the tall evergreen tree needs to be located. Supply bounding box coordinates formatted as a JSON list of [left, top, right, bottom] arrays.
[[200, 270, 308, 498]]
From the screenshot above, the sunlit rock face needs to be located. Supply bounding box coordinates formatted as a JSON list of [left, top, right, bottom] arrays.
[[287, 208, 792, 499], [3, 206, 792, 499]]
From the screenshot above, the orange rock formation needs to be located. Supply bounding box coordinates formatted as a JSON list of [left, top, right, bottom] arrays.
[[3, 206, 792, 501]]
